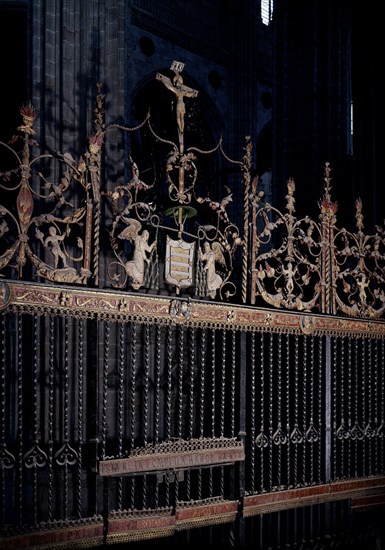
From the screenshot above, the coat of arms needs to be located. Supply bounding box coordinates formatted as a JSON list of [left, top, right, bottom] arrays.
[[165, 236, 195, 289]]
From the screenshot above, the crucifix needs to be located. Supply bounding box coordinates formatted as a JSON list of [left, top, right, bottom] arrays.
[[156, 60, 198, 154], [156, 62, 198, 293], [156, 61, 199, 239]]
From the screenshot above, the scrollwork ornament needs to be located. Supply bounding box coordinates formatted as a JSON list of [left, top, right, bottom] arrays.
[[364, 421, 377, 438], [255, 432, 269, 449], [0, 444, 15, 469], [290, 425, 303, 444], [305, 423, 319, 443], [24, 443, 48, 468], [350, 422, 364, 441], [377, 422, 384, 438], [336, 422, 350, 440], [272, 426, 287, 445], [55, 442, 78, 466]]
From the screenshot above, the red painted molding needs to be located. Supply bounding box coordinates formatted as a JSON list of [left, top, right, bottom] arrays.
[[243, 477, 385, 516]]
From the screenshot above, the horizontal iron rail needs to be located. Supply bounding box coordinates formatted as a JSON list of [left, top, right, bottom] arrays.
[[2, 280, 385, 337]]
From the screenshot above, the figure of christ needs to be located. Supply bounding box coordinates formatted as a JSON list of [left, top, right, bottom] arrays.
[[156, 69, 198, 148]]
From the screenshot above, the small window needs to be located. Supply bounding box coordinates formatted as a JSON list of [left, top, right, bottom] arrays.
[[261, 0, 274, 25]]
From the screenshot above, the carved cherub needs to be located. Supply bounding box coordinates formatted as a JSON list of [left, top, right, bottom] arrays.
[[36, 225, 68, 269]]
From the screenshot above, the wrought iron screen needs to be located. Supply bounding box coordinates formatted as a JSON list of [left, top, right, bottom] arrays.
[[0, 61, 384, 548]]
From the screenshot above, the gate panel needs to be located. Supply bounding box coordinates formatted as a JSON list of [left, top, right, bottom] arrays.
[[0, 311, 100, 531], [330, 336, 385, 481], [97, 322, 243, 514], [244, 331, 325, 496]]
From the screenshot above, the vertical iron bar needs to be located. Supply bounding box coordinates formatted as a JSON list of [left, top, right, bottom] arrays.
[[207, 329, 214, 514], [276, 333, 282, 488], [317, 336, 323, 484], [354, 338, 359, 477], [347, 338, 352, 478], [368, 337, 372, 476], [237, 330, 247, 548], [362, 338, 366, 476], [165, 325, 172, 441], [302, 334, 307, 486], [293, 334, 299, 487], [154, 324, 161, 507], [293, 507, 298, 548], [324, 336, 332, 483], [143, 324, 150, 445], [48, 316, 55, 521], [165, 324, 172, 505], [0, 312, 5, 526], [154, 325, 161, 445], [63, 317, 69, 519], [198, 328, 206, 500], [16, 313, 23, 524], [177, 325, 184, 440], [268, 333, 273, 491], [101, 320, 110, 526], [332, 338, 337, 480], [130, 322, 137, 507], [117, 322, 125, 510], [231, 330, 236, 438], [208, 328, 215, 497], [361, 338, 367, 476], [31, 315, 38, 525], [188, 328, 195, 442], [374, 338, 378, 476], [286, 333, 291, 487], [175, 323, 184, 503], [380, 339, 385, 474], [259, 515, 264, 549], [186, 326, 195, 500], [101, 321, 110, 460], [309, 335, 314, 484], [220, 330, 226, 436], [250, 332, 256, 493], [339, 337, 345, 478], [219, 329, 226, 496], [259, 332, 265, 492], [143, 324, 150, 506], [309, 506, 314, 548], [76, 318, 84, 518]]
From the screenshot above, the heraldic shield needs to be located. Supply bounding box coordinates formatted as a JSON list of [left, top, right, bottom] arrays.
[[165, 236, 195, 289]]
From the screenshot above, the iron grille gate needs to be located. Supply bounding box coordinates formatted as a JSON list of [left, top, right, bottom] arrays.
[[0, 62, 385, 548], [1, 296, 384, 548]]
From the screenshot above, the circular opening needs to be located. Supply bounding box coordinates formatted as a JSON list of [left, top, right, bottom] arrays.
[[261, 91, 272, 109], [208, 70, 221, 90], [139, 36, 155, 57]]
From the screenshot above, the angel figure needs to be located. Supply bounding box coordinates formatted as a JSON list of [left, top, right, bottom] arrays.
[[118, 218, 156, 290], [200, 241, 226, 299], [36, 225, 68, 269]]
